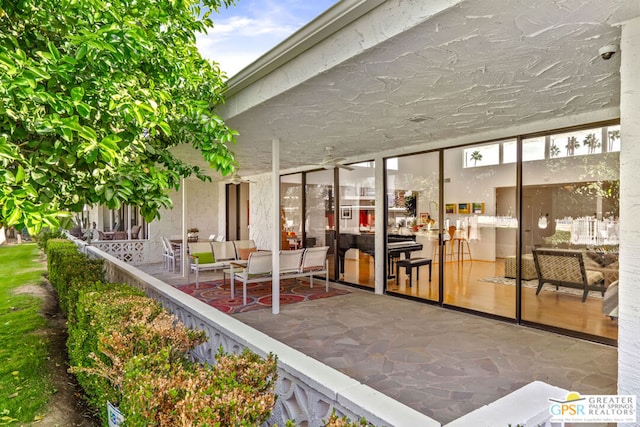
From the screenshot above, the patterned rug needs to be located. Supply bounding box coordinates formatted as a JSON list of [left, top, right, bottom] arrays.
[[479, 276, 603, 299], [177, 278, 351, 314]]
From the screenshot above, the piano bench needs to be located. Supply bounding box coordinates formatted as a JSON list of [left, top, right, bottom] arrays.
[[396, 258, 432, 287]]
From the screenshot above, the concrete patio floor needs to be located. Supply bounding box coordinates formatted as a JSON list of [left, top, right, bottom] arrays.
[[143, 264, 617, 425]]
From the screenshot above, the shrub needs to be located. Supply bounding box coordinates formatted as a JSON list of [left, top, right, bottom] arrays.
[[67, 283, 149, 420], [121, 348, 277, 426], [49, 243, 279, 425], [36, 228, 65, 250], [324, 410, 372, 427], [45, 239, 104, 315]]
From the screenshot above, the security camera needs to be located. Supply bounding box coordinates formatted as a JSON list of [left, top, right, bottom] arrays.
[[598, 45, 618, 60]]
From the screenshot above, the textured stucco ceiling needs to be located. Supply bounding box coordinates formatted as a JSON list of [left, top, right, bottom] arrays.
[[175, 0, 639, 180]]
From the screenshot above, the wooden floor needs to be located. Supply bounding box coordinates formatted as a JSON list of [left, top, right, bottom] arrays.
[[336, 254, 618, 341]]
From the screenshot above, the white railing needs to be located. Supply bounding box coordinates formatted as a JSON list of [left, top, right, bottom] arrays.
[[90, 239, 150, 265], [82, 244, 438, 427]]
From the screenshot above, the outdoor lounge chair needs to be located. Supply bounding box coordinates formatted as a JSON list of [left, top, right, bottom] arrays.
[[531, 248, 606, 302], [230, 251, 273, 305], [300, 246, 330, 291], [230, 246, 331, 305]]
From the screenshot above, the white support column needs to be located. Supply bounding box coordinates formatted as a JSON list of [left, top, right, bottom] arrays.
[[182, 178, 188, 278], [618, 16, 640, 425], [374, 155, 385, 295], [272, 138, 281, 314], [127, 205, 132, 240]]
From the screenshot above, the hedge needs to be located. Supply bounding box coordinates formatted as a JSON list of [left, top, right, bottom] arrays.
[[45, 239, 104, 316], [45, 238, 278, 426]]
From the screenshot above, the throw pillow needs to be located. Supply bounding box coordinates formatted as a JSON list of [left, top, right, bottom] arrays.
[[192, 252, 215, 264], [238, 247, 257, 260]]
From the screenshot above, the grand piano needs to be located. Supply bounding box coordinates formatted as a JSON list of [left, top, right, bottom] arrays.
[[334, 232, 422, 278]]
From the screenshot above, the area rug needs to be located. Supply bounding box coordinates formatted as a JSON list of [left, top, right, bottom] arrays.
[[177, 278, 351, 314], [479, 276, 603, 299]]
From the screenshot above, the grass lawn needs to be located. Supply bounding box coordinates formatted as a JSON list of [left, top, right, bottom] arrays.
[[0, 243, 53, 424]]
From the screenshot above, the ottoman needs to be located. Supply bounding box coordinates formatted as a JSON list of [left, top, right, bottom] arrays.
[[504, 254, 537, 280]]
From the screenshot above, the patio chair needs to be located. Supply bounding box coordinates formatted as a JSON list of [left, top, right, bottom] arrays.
[[300, 246, 330, 291], [279, 249, 305, 282], [113, 231, 127, 240], [230, 251, 273, 305], [130, 225, 142, 239], [161, 236, 179, 272], [160, 237, 170, 270], [531, 248, 605, 302]]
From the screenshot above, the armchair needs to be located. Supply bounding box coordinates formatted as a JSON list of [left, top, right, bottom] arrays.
[[531, 248, 606, 302]]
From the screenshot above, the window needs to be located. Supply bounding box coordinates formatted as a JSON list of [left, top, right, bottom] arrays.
[[550, 128, 603, 158], [463, 144, 499, 168], [503, 138, 545, 163]]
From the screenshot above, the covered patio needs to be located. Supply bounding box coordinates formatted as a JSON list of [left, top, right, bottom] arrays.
[[142, 263, 616, 425]]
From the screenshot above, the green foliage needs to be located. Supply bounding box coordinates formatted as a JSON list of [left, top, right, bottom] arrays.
[[45, 238, 104, 315], [121, 348, 277, 426], [0, 0, 238, 234], [583, 133, 601, 154], [403, 193, 417, 218], [35, 227, 65, 250], [65, 279, 278, 425], [0, 244, 53, 423], [470, 150, 483, 166], [67, 283, 150, 423], [565, 136, 580, 155], [322, 409, 373, 427]]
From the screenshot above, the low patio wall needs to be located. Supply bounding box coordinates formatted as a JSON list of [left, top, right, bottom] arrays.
[[81, 243, 439, 427], [90, 239, 150, 265]]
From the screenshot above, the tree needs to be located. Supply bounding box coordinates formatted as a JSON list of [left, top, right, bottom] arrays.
[[0, 0, 238, 233], [550, 143, 561, 158], [565, 136, 579, 156], [583, 133, 601, 154], [608, 129, 620, 151], [470, 150, 483, 166]]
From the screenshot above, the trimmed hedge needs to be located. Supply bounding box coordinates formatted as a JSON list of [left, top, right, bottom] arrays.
[[45, 239, 104, 316], [46, 238, 278, 426]]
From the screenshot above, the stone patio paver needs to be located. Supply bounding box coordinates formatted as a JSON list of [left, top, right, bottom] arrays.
[[144, 264, 617, 425]]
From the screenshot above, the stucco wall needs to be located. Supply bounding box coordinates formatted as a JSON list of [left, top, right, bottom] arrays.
[[148, 178, 221, 263], [247, 173, 274, 250], [618, 16, 640, 426]]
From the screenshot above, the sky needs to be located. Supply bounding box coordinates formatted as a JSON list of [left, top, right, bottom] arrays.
[[197, 0, 339, 78]]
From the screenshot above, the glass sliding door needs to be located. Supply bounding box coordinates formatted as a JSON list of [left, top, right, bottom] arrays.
[[337, 162, 375, 287], [521, 125, 619, 341], [305, 169, 337, 280], [385, 153, 440, 301], [443, 141, 517, 318], [281, 174, 303, 249]]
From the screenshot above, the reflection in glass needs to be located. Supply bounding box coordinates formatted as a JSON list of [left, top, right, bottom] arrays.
[[281, 174, 302, 249], [444, 144, 517, 318], [386, 153, 440, 301], [338, 162, 375, 287], [305, 169, 336, 279], [522, 124, 619, 340]]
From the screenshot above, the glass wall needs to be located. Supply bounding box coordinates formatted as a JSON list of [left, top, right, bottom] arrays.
[[281, 122, 618, 343], [386, 153, 440, 301], [305, 169, 337, 279], [443, 142, 517, 318], [337, 162, 376, 287], [281, 174, 303, 249], [521, 124, 619, 340]]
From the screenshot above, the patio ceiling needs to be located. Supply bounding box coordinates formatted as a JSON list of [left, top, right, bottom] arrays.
[[174, 0, 639, 179]]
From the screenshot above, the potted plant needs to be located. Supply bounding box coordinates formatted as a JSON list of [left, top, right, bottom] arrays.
[[187, 227, 199, 242]]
